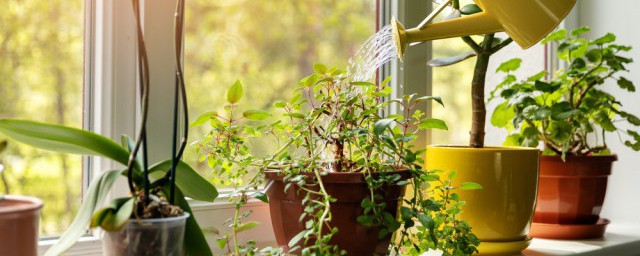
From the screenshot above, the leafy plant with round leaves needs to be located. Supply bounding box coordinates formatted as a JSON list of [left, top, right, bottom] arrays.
[[193, 64, 480, 255], [491, 27, 639, 157]]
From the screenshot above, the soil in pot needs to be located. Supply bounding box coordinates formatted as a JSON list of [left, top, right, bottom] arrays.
[[0, 195, 43, 256], [103, 212, 189, 256], [265, 170, 411, 255]]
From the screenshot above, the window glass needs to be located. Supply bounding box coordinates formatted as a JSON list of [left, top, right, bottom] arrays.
[[0, 1, 84, 237], [183, 0, 376, 184]]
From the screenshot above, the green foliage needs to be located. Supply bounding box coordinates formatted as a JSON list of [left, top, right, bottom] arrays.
[[491, 27, 639, 156], [195, 65, 479, 255], [0, 120, 217, 256]]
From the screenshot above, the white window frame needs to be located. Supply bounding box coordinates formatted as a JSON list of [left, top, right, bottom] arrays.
[[38, 1, 430, 255]]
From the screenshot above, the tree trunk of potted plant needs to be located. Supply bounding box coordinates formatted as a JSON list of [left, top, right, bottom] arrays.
[[0, 195, 43, 256]]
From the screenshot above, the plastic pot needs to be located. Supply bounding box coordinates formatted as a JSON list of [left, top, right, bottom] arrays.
[[103, 213, 189, 256], [0, 195, 43, 256], [265, 170, 410, 255], [533, 155, 616, 224], [425, 146, 539, 255]]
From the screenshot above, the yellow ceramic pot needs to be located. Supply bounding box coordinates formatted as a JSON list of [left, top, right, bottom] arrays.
[[425, 146, 539, 255]]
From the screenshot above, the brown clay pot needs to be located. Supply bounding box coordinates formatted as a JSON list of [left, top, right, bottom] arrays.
[[533, 155, 616, 224], [0, 195, 43, 256], [265, 170, 410, 255]]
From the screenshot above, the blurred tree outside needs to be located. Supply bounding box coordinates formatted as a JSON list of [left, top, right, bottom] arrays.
[[183, 0, 377, 183], [0, 1, 84, 236]]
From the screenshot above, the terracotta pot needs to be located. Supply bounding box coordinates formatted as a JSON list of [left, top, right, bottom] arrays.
[[533, 155, 616, 225], [0, 195, 43, 256], [425, 146, 539, 255], [265, 170, 410, 255]]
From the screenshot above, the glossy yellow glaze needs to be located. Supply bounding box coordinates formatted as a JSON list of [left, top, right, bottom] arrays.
[[392, 0, 577, 58], [425, 146, 539, 254]]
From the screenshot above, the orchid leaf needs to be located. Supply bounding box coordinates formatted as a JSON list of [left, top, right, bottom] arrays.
[[45, 169, 122, 256], [149, 160, 218, 202], [0, 119, 129, 166]]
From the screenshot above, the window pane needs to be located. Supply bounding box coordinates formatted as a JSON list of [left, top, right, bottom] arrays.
[[0, 1, 84, 237], [431, 38, 474, 145], [183, 1, 376, 185]]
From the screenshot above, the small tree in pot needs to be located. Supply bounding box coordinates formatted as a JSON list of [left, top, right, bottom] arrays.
[[193, 64, 482, 255], [0, 0, 218, 255], [491, 27, 638, 239]]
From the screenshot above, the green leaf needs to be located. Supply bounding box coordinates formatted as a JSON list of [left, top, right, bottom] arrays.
[[496, 58, 522, 73], [414, 96, 444, 107], [273, 101, 287, 108], [624, 130, 640, 151], [491, 102, 515, 127], [163, 187, 213, 256], [571, 27, 591, 37], [252, 191, 269, 203], [460, 4, 482, 15], [0, 140, 6, 153], [460, 182, 483, 190], [216, 238, 228, 250], [551, 102, 581, 120], [45, 169, 122, 256], [620, 111, 640, 126], [0, 119, 129, 166], [618, 77, 636, 92], [548, 121, 573, 143], [313, 63, 327, 74], [191, 111, 217, 127], [93, 197, 134, 231], [592, 33, 616, 45], [289, 230, 308, 248], [542, 29, 567, 44], [374, 118, 395, 135], [243, 110, 271, 121], [427, 51, 476, 67], [534, 81, 560, 93], [503, 134, 522, 146], [235, 221, 259, 233], [594, 110, 617, 132], [419, 118, 448, 130], [522, 105, 540, 120], [149, 160, 218, 202], [417, 214, 435, 229], [227, 80, 243, 104]]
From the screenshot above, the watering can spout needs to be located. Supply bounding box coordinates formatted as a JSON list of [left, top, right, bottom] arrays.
[[392, 0, 577, 60]]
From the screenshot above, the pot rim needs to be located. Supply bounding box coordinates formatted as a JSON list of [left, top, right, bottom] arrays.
[[265, 169, 412, 184], [0, 195, 44, 214], [540, 154, 618, 162], [428, 145, 540, 152]]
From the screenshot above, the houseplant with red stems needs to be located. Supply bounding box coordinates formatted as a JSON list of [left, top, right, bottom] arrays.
[[491, 27, 639, 239], [193, 64, 482, 255]]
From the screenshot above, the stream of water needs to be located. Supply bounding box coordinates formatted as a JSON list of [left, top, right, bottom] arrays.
[[346, 25, 397, 82]]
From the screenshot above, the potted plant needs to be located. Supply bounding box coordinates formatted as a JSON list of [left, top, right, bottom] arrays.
[[491, 27, 639, 239], [0, 140, 44, 256], [0, 0, 218, 255], [192, 65, 482, 255], [412, 1, 546, 254]]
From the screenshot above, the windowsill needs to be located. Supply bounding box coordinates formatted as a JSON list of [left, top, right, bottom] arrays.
[[39, 196, 640, 256], [524, 224, 640, 255]]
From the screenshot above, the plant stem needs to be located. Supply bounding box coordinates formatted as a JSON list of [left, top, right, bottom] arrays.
[[232, 204, 241, 256], [468, 37, 493, 148], [169, 0, 187, 205]]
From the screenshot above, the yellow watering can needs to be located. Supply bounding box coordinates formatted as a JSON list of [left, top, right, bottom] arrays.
[[392, 0, 577, 59]]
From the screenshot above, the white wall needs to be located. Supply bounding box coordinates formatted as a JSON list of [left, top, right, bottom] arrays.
[[578, 0, 640, 225]]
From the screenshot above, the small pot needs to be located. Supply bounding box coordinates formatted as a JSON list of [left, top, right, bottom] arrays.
[[103, 213, 189, 256], [533, 155, 616, 224], [0, 195, 43, 256], [265, 170, 410, 255]]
